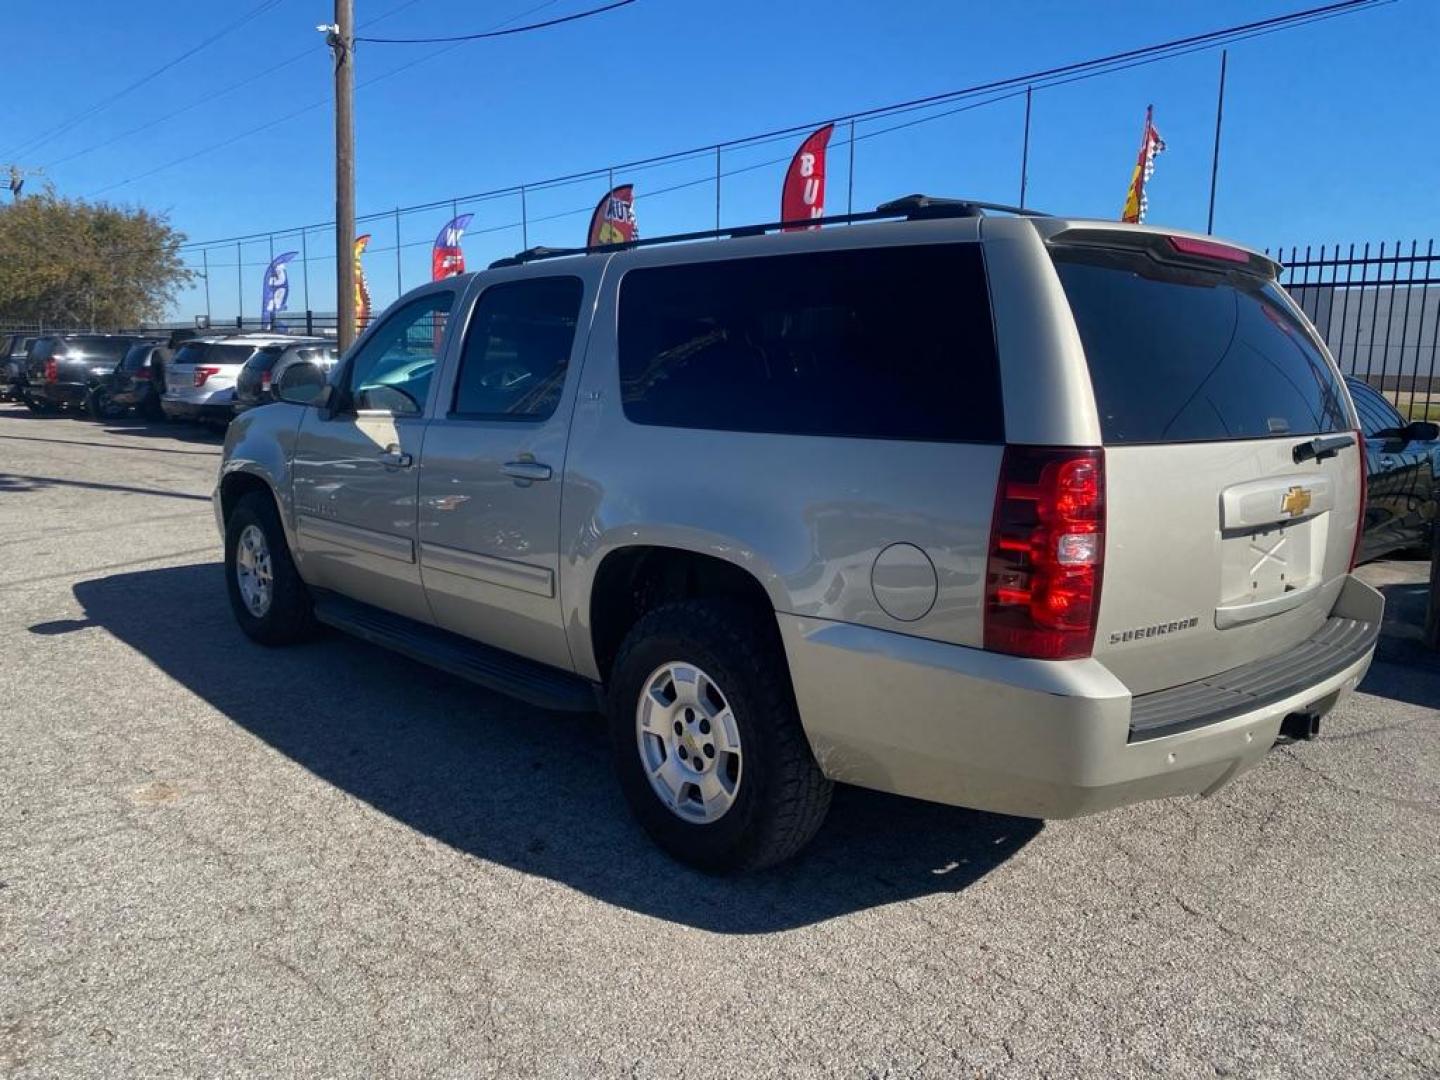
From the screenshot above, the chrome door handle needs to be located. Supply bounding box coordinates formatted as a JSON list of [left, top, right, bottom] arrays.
[[380, 449, 413, 468], [501, 460, 553, 482]]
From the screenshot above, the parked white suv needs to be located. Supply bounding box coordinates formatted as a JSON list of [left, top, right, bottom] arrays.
[[215, 197, 1383, 871]]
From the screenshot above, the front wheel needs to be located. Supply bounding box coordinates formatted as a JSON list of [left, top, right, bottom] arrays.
[[607, 600, 833, 872], [224, 490, 317, 646]]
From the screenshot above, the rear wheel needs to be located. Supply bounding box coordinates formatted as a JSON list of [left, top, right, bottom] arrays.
[[87, 385, 126, 421], [224, 490, 317, 646], [607, 600, 833, 872], [21, 391, 52, 414]]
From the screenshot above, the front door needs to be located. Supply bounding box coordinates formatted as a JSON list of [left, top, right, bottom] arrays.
[[417, 273, 593, 670], [1349, 378, 1428, 559], [291, 290, 456, 624]]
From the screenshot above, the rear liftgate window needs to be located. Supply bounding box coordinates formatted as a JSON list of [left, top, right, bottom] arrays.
[[617, 244, 1002, 442], [1051, 247, 1350, 444]]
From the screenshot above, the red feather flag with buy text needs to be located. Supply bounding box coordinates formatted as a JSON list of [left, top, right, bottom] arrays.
[[781, 123, 834, 230]]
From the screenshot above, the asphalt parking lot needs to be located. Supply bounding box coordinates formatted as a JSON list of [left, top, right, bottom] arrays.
[[1, 404, 1437, 1079]]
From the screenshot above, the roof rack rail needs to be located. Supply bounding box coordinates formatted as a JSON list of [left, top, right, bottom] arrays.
[[487, 193, 1050, 268]]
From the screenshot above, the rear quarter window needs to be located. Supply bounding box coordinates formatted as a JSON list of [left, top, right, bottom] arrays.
[[617, 244, 1002, 443], [1052, 247, 1350, 444]]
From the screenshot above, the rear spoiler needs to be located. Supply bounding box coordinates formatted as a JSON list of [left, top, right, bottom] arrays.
[[1047, 227, 1280, 280]]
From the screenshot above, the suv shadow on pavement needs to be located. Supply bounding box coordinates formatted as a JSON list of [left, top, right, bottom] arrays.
[[65, 562, 1040, 933]]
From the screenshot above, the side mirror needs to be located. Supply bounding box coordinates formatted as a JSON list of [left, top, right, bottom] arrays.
[[1375, 421, 1439, 451], [275, 364, 331, 407]]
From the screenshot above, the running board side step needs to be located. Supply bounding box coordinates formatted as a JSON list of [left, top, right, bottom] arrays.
[[312, 593, 599, 713]]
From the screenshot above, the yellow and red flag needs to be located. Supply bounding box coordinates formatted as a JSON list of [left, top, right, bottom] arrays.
[[354, 234, 372, 337], [1121, 105, 1166, 224], [587, 184, 637, 249]]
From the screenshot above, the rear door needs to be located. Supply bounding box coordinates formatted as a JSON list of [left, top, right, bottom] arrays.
[[1048, 232, 1363, 694]]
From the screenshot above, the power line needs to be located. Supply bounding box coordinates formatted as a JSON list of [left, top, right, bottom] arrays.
[[94, 0, 1393, 258], [43, 0, 435, 172], [355, 0, 636, 44], [2, 0, 289, 163], [86, 0, 565, 199]]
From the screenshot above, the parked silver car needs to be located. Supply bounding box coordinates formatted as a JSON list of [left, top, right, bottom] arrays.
[[215, 198, 1383, 871], [162, 334, 327, 424]]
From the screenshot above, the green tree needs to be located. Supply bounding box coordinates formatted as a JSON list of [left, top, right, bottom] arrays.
[[0, 187, 192, 328]]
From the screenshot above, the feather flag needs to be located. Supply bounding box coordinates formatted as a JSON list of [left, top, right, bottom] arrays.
[[354, 234, 373, 337], [261, 251, 297, 331], [1121, 105, 1166, 224], [781, 124, 834, 230], [431, 214, 473, 280], [587, 184, 637, 249]]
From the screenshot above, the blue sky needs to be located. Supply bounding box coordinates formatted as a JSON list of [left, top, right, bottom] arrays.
[[2, 0, 1436, 321]]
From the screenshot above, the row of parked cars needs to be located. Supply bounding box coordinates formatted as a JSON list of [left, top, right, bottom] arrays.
[[0, 331, 339, 424]]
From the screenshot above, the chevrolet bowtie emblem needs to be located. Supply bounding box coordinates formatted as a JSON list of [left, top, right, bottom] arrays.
[[1281, 485, 1313, 518]]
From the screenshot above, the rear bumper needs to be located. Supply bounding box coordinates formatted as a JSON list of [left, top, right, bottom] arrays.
[[27, 382, 87, 406], [161, 396, 233, 422], [778, 574, 1383, 819]]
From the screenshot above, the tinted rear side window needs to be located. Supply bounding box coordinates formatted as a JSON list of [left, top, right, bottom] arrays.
[[67, 337, 135, 363], [1346, 379, 1403, 438], [618, 244, 1002, 443], [1053, 248, 1350, 444], [171, 342, 257, 366], [120, 344, 154, 371], [247, 347, 284, 373]]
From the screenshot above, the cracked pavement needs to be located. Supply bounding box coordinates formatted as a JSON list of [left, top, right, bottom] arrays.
[[1, 406, 1437, 1078]]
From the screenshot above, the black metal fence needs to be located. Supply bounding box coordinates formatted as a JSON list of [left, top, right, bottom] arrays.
[[1272, 240, 1440, 420]]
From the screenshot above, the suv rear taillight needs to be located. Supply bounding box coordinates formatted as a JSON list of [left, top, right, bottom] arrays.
[[985, 446, 1105, 660], [260, 369, 272, 393], [44, 358, 59, 383], [194, 366, 221, 388], [1349, 430, 1367, 571]]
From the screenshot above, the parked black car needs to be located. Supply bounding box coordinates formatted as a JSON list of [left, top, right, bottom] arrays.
[[88, 340, 169, 421], [21, 334, 140, 413], [1347, 376, 1440, 562], [233, 340, 338, 414], [1, 333, 37, 402]]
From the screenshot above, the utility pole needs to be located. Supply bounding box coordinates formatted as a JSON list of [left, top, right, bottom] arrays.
[[1019, 86, 1033, 210], [3, 164, 43, 201], [326, 1, 357, 352], [1206, 49, 1228, 236]]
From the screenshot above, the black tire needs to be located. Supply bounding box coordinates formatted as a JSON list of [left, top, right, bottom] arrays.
[[21, 391, 52, 414], [86, 386, 126, 421], [140, 391, 165, 422], [224, 490, 318, 646], [607, 600, 833, 873]]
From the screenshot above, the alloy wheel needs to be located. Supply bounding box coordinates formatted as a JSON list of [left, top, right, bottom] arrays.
[[635, 661, 743, 823]]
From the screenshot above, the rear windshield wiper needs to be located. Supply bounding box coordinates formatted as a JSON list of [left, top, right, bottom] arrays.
[[1292, 434, 1355, 464]]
